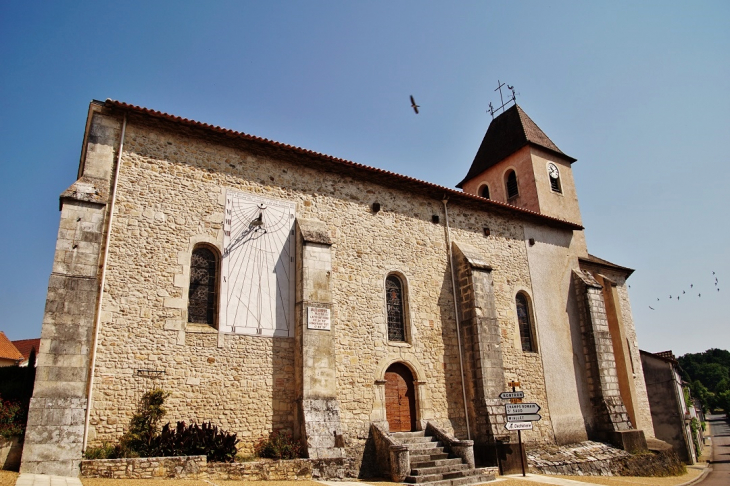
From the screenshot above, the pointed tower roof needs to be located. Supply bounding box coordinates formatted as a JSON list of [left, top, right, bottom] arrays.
[[457, 104, 576, 188]]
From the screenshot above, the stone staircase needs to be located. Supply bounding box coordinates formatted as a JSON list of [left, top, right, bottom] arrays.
[[392, 431, 495, 486]]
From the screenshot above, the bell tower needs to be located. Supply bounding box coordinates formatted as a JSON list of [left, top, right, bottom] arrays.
[[458, 104, 582, 226]]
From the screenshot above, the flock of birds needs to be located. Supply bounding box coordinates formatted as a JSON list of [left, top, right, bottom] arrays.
[[647, 272, 720, 310]]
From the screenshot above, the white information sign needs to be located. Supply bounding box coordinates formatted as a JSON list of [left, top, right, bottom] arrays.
[[505, 422, 533, 431], [505, 403, 541, 415], [307, 307, 331, 330], [499, 391, 525, 399], [506, 414, 542, 423]]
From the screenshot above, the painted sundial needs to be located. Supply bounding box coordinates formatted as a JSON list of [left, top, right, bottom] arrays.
[[219, 190, 295, 337]]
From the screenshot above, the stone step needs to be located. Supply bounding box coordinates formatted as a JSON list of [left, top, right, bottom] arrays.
[[407, 441, 444, 451], [410, 463, 470, 476], [420, 473, 496, 486], [405, 468, 479, 484], [410, 457, 463, 469], [409, 452, 450, 463], [399, 435, 438, 444], [392, 431, 426, 439]]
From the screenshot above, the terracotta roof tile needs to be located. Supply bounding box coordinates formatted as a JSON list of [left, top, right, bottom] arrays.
[[11, 338, 40, 361], [102, 99, 583, 231], [0, 332, 23, 362]]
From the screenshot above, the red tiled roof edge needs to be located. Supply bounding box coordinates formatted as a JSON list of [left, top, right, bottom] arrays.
[[0, 331, 24, 361], [103, 99, 583, 231], [11, 338, 40, 360]]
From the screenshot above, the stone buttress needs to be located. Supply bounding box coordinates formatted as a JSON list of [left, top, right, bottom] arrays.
[[572, 269, 646, 451], [451, 242, 509, 449], [294, 218, 345, 459], [21, 106, 121, 475]]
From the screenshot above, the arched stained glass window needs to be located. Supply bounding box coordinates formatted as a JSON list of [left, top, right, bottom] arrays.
[[516, 293, 534, 352], [506, 170, 519, 199], [386, 275, 406, 342], [188, 246, 218, 327]]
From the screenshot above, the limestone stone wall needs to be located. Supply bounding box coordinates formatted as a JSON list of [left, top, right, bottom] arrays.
[[84, 110, 578, 466], [80, 455, 354, 480]]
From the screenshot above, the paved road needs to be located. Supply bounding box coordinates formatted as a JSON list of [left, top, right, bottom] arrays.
[[698, 413, 730, 485]]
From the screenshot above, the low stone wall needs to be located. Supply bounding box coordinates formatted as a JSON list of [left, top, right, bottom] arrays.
[[527, 440, 684, 477], [81, 456, 356, 480], [81, 456, 207, 479]]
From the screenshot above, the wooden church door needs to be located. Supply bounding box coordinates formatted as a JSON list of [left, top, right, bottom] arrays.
[[385, 363, 416, 432]]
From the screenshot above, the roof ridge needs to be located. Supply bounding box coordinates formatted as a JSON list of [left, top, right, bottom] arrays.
[[104, 99, 583, 231]]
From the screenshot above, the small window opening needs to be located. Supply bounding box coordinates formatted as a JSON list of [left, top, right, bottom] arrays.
[[506, 171, 519, 199], [480, 185, 490, 199]]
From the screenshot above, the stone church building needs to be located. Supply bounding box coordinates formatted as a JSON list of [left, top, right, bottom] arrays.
[[21, 99, 655, 476]]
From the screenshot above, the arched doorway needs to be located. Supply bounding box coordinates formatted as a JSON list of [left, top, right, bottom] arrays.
[[385, 363, 417, 432]]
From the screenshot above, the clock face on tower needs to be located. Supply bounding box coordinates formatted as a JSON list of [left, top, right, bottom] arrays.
[[219, 190, 296, 337], [548, 163, 560, 179]]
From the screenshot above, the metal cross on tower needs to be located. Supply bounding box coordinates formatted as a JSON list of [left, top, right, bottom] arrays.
[[488, 80, 517, 119]]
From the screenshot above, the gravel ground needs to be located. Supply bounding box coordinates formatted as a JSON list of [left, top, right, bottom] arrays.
[[0, 471, 18, 486], [0, 468, 701, 486]]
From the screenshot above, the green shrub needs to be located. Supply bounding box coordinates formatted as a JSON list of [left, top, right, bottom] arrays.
[[119, 389, 170, 457], [83, 390, 239, 462], [0, 396, 25, 438], [153, 421, 239, 462], [253, 430, 302, 460]]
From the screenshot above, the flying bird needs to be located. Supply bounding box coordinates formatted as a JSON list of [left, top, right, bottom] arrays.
[[691, 284, 693, 288], [649, 306, 655, 310], [410, 95, 420, 114], [683, 290, 685, 294], [699, 294, 701, 297]]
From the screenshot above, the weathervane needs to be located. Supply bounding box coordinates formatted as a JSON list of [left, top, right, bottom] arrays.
[[488, 80, 517, 119]]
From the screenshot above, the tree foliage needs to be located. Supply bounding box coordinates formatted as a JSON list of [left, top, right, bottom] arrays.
[[678, 348, 730, 413]]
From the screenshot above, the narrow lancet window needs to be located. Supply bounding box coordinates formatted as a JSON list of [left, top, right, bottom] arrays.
[[506, 170, 519, 199], [516, 293, 534, 352], [188, 246, 218, 327], [386, 275, 406, 342]]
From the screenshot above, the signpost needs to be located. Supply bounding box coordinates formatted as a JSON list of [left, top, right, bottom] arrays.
[[499, 381, 543, 477]]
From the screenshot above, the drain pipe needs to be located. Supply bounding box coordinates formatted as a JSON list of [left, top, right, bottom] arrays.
[[441, 197, 471, 440], [83, 112, 127, 451]]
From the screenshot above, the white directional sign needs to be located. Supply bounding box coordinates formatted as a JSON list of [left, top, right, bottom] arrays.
[[505, 422, 533, 431], [498, 391, 525, 399], [506, 414, 542, 423], [505, 403, 541, 415]]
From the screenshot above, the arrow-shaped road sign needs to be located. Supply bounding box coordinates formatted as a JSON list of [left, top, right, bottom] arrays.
[[505, 403, 541, 415], [506, 414, 541, 423], [498, 391, 525, 399], [505, 421, 533, 431]]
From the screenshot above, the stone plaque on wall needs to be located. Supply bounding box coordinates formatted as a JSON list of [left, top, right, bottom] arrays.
[[307, 307, 331, 330]]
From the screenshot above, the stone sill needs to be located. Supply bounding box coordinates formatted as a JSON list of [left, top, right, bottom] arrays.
[[186, 324, 218, 334]]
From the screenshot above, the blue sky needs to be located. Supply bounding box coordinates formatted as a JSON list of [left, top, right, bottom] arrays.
[[1, 1, 728, 355]]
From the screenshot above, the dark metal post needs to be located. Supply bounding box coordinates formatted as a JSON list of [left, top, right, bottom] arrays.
[[513, 383, 526, 477]]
